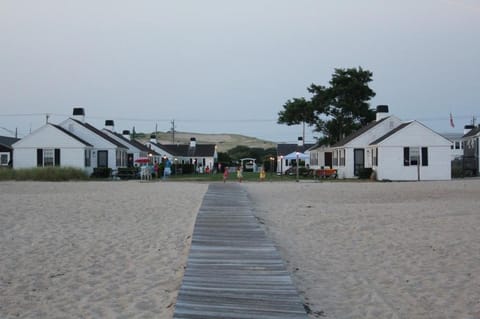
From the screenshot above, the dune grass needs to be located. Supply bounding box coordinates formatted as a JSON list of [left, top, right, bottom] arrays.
[[0, 167, 89, 181]]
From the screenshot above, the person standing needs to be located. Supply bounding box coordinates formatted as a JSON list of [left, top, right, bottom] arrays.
[[223, 166, 229, 183], [236, 166, 243, 183], [259, 167, 266, 181]]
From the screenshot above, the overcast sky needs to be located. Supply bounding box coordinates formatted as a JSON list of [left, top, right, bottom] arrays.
[[1, 0, 479, 142]]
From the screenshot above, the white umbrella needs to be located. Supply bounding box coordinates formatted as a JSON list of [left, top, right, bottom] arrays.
[[283, 151, 308, 160]]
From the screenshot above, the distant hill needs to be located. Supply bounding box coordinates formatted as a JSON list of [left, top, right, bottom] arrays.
[[136, 131, 276, 152]]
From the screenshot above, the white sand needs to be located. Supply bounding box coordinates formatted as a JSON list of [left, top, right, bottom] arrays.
[[2, 180, 479, 319], [0, 181, 208, 319], [245, 180, 480, 319]]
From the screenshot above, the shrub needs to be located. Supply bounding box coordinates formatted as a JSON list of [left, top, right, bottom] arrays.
[[0, 167, 89, 181], [358, 167, 373, 179], [91, 167, 112, 178]]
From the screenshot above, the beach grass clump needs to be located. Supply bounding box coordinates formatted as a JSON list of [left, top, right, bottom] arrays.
[[0, 167, 89, 181]]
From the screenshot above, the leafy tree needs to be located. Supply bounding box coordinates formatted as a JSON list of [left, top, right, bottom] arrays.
[[278, 67, 376, 145], [217, 152, 232, 164], [277, 97, 316, 142]]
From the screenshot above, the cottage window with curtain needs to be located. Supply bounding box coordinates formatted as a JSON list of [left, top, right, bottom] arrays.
[[37, 148, 60, 167], [404, 147, 428, 166], [332, 150, 338, 166]]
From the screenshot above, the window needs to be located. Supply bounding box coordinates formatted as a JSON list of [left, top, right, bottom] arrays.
[[43, 149, 54, 166], [421, 147, 428, 166], [37, 148, 60, 167], [332, 150, 338, 166], [85, 149, 91, 167], [0, 153, 9, 165], [339, 149, 345, 166], [404, 147, 428, 166], [455, 141, 460, 149], [372, 148, 378, 166], [116, 149, 121, 167]]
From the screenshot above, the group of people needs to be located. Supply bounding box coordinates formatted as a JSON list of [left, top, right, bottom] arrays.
[[222, 166, 267, 183]]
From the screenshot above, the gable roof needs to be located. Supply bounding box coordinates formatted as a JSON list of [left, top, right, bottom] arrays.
[[151, 142, 216, 157], [369, 122, 411, 145], [103, 129, 159, 155], [0, 135, 20, 148], [463, 127, 480, 138], [51, 124, 93, 147], [277, 143, 315, 156], [129, 139, 160, 155], [331, 117, 390, 147], [71, 119, 128, 148]]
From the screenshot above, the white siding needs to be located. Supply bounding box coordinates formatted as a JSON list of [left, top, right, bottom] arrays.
[[12, 124, 90, 171], [59, 119, 124, 169], [333, 116, 403, 178], [373, 122, 451, 181]]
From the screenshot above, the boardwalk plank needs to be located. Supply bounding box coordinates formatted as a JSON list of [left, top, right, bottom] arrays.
[[173, 183, 308, 319]]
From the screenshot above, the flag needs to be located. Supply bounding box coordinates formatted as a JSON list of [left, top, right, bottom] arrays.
[[450, 113, 455, 128]]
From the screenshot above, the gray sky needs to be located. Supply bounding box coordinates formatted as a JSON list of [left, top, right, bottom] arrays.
[[1, 0, 479, 142]]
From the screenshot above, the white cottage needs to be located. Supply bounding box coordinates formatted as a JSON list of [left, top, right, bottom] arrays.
[[58, 108, 128, 172], [369, 121, 452, 181], [147, 137, 217, 172], [331, 106, 403, 178], [12, 124, 93, 170], [102, 122, 159, 167], [276, 137, 314, 174]]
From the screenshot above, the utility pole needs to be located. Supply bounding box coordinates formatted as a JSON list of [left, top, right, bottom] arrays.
[[171, 120, 175, 143]]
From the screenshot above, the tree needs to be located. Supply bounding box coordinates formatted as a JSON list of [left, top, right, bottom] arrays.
[[278, 67, 376, 145], [277, 97, 316, 142]]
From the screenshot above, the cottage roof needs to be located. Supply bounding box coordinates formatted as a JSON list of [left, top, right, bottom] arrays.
[[72, 119, 128, 148], [104, 129, 159, 155], [129, 139, 160, 155], [276, 143, 315, 156], [51, 124, 93, 147], [0, 135, 20, 148], [369, 122, 411, 145], [463, 127, 480, 138], [151, 142, 216, 157], [331, 117, 390, 147], [441, 132, 464, 141]]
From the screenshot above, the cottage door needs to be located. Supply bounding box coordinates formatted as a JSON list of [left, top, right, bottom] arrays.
[[97, 151, 108, 168], [353, 148, 365, 176], [324, 152, 332, 168]]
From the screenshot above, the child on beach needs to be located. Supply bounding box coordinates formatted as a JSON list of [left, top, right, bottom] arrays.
[[259, 167, 266, 181], [236, 166, 243, 183], [223, 166, 229, 183]]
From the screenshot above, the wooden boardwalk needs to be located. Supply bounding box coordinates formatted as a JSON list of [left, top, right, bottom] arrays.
[[173, 183, 308, 319]]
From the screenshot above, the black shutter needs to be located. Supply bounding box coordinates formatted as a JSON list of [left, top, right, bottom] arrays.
[[37, 149, 43, 167], [421, 147, 428, 166], [54, 149, 61, 166], [403, 147, 409, 166]]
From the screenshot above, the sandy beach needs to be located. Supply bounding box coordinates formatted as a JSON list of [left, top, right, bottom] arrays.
[[1, 179, 479, 319], [246, 180, 480, 319], [0, 181, 208, 319]]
